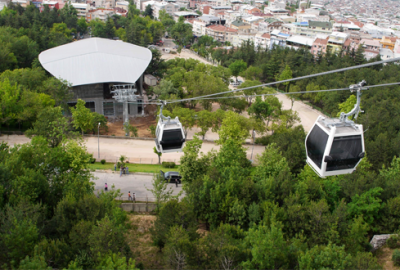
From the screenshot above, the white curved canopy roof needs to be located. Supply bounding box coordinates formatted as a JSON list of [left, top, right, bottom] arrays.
[[39, 38, 152, 87]]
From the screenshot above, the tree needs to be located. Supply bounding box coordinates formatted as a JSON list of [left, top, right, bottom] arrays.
[[298, 243, 353, 269], [153, 146, 162, 164], [77, 17, 87, 34], [276, 65, 292, 92], [196, 110, 214, 140], [229, 60, 247, 82], [337, 94, 357, 118], [217, 111, 250, 144], [242, 222, 289, 269], [143, 4, 153, 19], [241, 65, 263, 81], [70, 99, 95, 135], [146, 174, 181, 212], [153, 79, 177, 99], [26, 106, 77, 148], [163, 226, 193, 270]]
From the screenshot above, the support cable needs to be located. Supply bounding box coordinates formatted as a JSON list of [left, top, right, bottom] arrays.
[[165, 57, 400, 104]]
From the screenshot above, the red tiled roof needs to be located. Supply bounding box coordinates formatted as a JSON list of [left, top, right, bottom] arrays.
[[262, 33, 271, 38], [207, 24, 238, 32], [313, 38, 328, 45]]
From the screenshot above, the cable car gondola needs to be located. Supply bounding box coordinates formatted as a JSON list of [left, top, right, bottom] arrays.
[[155, 102, 186, 153], [305, 81, 367, 178]]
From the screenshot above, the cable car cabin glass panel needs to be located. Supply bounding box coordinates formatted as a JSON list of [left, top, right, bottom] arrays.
[[306, 124, 329, 169], [161, 129, 184, 151], [326, 135, 362, 171]]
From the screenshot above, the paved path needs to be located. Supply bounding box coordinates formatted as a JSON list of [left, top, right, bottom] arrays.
[[0, 135, 265, 163], [92, 171, 182, 202]]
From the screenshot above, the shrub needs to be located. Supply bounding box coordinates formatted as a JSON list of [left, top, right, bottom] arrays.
[[148, 125, 156, 137], [393, 249, 400, 265], [90, 158, 96, 164], [387, 235, 399, 249], [162, 162, 176, 168], [100, 159, 106, 165], [170, 51, 177, 54]]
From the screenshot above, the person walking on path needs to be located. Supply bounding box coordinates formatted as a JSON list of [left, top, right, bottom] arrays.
[[120, 166, 123, 177], [133, 193, 136, 202], [175, 178, 178, 187], [114, 163, 117, 171], [128, 191, 132, 201], [105, 183, 108, 191], [126, 166, 129, 175]]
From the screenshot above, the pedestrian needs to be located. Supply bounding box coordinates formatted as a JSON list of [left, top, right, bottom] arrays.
[[128, 191, 132, 201], [105, 183, 108, 191], [114, 163, 117, 171], [175, 178, 178, 187], [126, 166, 129, 175], [133, 193, 136, 202], [120, 166, 123, 177]]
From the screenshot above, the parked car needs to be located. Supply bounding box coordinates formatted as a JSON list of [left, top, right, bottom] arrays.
[[160, 170, 182, 184], [230, 80, 243, 87]]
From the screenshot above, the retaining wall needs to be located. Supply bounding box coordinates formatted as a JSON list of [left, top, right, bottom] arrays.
[[120, 203, 157, 212]]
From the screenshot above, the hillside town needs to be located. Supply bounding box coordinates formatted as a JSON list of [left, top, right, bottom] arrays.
[[2, 0, 400, 59]]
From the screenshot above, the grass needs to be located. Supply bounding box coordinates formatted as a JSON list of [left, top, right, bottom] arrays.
[[88, 162, 180, 173]]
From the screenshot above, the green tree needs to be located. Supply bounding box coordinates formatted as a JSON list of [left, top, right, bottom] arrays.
[[77, 17, 87, 34], [163, 226, 193, 269], [153, 146, 162, 164], [143, 4, 153, 19], [217, 111, 250, 144], [196, 110, 214, 140], [26, 106, 77, 148], [229, 60, 247, 82], [146, 174, 181, 212], [298, 243, 353, 269], [276, 65, 292, 92], [153, 79, 177, 99], [70, 99, 95, 135]]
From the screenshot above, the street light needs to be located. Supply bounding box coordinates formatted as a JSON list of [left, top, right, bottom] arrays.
[[98, 122, 100, 159]]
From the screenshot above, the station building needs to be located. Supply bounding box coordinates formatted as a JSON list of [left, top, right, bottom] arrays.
[[39, 38, 152, 118]]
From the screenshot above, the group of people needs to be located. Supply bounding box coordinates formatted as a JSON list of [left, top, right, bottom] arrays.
[[114, 163, 129, 177]]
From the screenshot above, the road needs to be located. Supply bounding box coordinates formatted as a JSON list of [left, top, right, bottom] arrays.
[[1, 135, 265, 164], [92, 171, 182, 202]]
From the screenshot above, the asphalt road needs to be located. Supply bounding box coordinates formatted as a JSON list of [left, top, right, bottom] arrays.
[[91, 171, 183, 202]]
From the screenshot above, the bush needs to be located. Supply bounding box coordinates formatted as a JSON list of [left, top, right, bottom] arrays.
[[101, 159, 106, 165], [162, 162, 176, 168], [392, 249, 400, 265], [387, 235, 399, 249], [170, 51, 177, 54], [90, 158, 96, 164]]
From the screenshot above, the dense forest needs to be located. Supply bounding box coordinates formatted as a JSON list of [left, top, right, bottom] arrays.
[[1, 1, 400, 268]]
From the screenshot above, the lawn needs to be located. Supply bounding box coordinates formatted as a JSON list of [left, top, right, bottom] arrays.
[[88, 162, 180, 173]]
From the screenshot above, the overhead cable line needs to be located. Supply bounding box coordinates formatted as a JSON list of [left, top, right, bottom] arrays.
[[185, 82, 400, 101], [166, 57, 400, 104]]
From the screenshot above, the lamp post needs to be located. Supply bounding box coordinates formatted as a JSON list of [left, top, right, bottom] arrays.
[[98, 122, 100, 159]]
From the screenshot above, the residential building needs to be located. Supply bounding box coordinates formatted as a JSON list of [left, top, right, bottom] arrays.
[[41, 0, 59, 9], [380, 47, 394, 59], [173, 11, 199, 21], [192, 15, 225, 36], [257, 18, 283, 33], [71, 3, 89, 18], [327, 32, 348, 53], [311, 37, 328, 56], [359, 38, 380, 51], [380, 36, 397, 51], [12, 0, 30, 7], [286, 35, 314, 50], [153, 2, 179, 19], [115, 1, 129, 11], [307, 21, 332, 35], [254, 32, 271, 49], [243, 16, 264, 25], [87, 8, 114, 22], [95, 0, 115, 8], [209, 6, 232, 16], [230, 19, 252, 34], [269, 30, 290, 49], [205, 24, 238, 43], [232, 33, 255, 47]]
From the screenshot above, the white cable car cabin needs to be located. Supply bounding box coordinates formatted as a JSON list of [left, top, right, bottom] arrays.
[[305, 81, 367, 178], [155, 104, 186, 153]]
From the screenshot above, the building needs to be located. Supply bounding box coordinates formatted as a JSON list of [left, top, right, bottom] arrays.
[[209, 6, 232, 16], [269, 30, 290, 48], [380, 36, 397, 51], [205, 24, 238, 43], [327, 32, 349, 53], [286, 35, 314, 50], [232, 33, 255, 47], [71, 3, 89, 19], [311, 37, 328, 56], [258, 18, 283, 33], [12, 0, 30, 8], [87, 9, 114, 22], [153, 2, 179, 19], [307, 21, 332, 35], [38, 38, 152, 118], [115, 1, 129, 11], [230, 19, 252, 34], [193, 15, 225, 37], [173, 11, 199, 22], [359, 38, 380, 52], [254, 32, 271, 49]]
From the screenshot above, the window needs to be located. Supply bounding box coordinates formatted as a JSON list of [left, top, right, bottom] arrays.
[[306, 124, 328, 169], [85, 101, 95, 112], [103, 102, 114, 116], [326, 135, 362, 171]]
